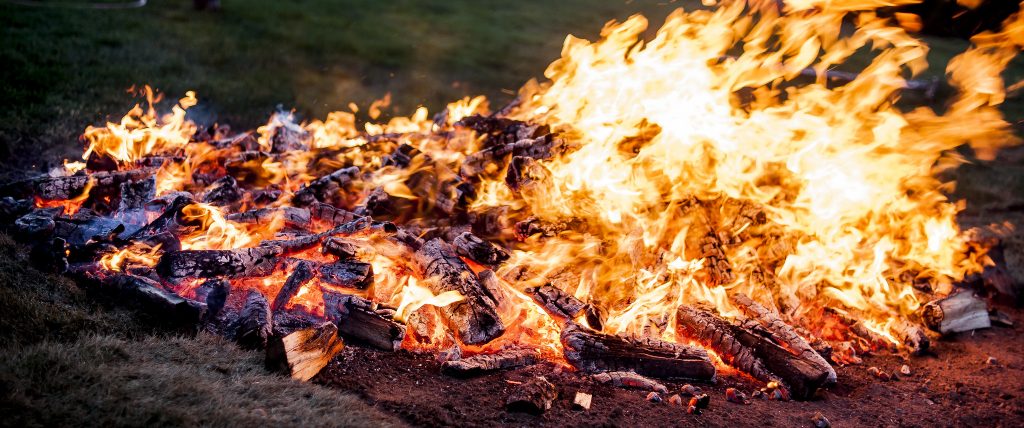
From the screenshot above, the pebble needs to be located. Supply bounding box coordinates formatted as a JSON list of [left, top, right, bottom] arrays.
[[646, 392, 663, 403], [725, 388, 748, 404], [681, 384, 702, 396], [986, 356, 999, 365], [867, 366, 891, 381], [811, 411, 830, 428], [668, 394, 684, 406], [694, 393, 710, 409], [900, 364, 911, 376]]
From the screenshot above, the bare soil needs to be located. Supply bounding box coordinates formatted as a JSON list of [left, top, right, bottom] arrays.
[[315, 306, 1024, 427]]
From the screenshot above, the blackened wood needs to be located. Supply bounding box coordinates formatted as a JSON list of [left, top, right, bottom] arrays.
[[292, 166, 360, 207], [309, 201, 363, 226], [730, 318, 834, 399], [237, 290, 273, 349], [53, 212, 125, 246], [106, 274, 206, 326], [460, 136, 560, 178], [441, 348, 538, 377], [226, 206, 311, 229], [0, 168, 154, 201], [271, 261, 316, 311], [453, 232, 509, 267], [413, 238, 505, 345], [115, 176, 155, 229], [195, 278, 231, 319], [261, 234, 323, 255], [676, 305, 780, 387], [505, 376, 557, 415], [265, 321, 344, 381], [29, 238, 69, 273], [591, 371, 669, 393], [890, 320, 930, 355], [321, 237, 367, 260], [731, 293, 836, 384], [0, 197, 32, 224], [123, 194, 193, 241], [381, 143, 419, 168], [13, 208, 61, 240], [560, 323, 716, 381], [320, 261, 373, 289], [156, 246, 283, 279], [526, 285, 586, 321], [323, 291, 406, 351], [921, 292, 991, 334], [505, 156, 550, 194], [200, 176, 243, 206]]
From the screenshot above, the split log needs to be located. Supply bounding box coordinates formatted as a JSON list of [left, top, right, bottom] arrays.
[[890, 320, 930, 355], [319, 261, 373, 290], [591, 371, 669, 393], [0, 168, 155, 201], [676, 305, 780, 387], [560, 323, 716, 381], [921, 292, 991, 334], [440, 348, 538, 377], [323, 291, 406, 351], [237, 290, 273, 350], [453, 232, 509, 267], [271, 261, 316, 311], [729, 318, 835, 399], [226, 206, 311, 229], [156, 246, 283, 279], [53, 212, 125, 246], [413, 238, 505, 345], [525, 285, 586, 322], [292, 166, 361, 207], [266, 321, 345, 381], [114, 176, 155, 230], [572, 392, 592, 411], [731, 293, 836, 384], [505, 377, 557, 415], [105, 274, 206, 326]]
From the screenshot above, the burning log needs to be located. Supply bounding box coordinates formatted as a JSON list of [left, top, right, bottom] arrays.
[[453, 232, 510, 267], [292, 166, 361, 207], [200, 176, 243, 206], [106, 274, 206, 326], [13, 208, 61, 240], [824, 307, 896, 351], [561, 323, 716, 381], [413, 238, 505, 345], [319, 261, 373, 290], [525, 284, 586, 322], [890, 320, 930, 355], [591, 371, 669, 393], [921, 292, 991, 334], [266, 321, 345, 381], [114, 176, 155, 228], [505, 377, 557, 415], [440, 348, 538, 377], [123, 194, 192, 243], [460, 136, 561, 178], [236, 290, 273, 350], [226, 206, 311, 229], [261, 234, 324, 255], [53, 211, 125, 246], [731, 293, 837, 384], [728, 319, 836, 399], [676, 305, 781, 387], [309, 201, 363, 226], [323, 291, 406, 351], [321, 236, 373, 260], [0, 168, 154, 201], [195, 278, 231, 319], [271, 261, 316, 312], [156, 246, 283, 279]]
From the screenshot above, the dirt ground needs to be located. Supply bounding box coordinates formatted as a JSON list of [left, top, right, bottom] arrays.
[[311, 302, 1023, 427]]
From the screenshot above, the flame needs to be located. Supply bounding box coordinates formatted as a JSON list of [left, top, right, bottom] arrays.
[[392, 277, 466, 322], [99, 243, 162, 272], [82, 86, 197, 166]]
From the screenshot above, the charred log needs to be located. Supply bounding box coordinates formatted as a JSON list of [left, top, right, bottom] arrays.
[[226, 206, 311, 229], [890, 320, 930, 355], [453, 232, 509, 267], [560, 323, 716, 381], [921, 292, 991, 334], [195, 278, 231, 319], [321, 237, 372, 260], [505, 376, 557, 415], [441, 348, 538, 377], [1, 168, 154, 201], [309, 201, 363, 226], [526, 285, 586, 322], [323, 291, 406, 351], [731, 293, 836, 384], [319, 261, 373, 290], [730, 318, 834, 399], [266, 321, 344, 381], [413, 238, 505, 345], [200, 176, 243, 207], [271, 261, 316, 312], [237, 290, 273, 350], [676, 305, 780, 387], [591, 371, 669, 394], [106, 274, 206, 327], [156, 246, 283, 280], [292, 166, 360, 208]]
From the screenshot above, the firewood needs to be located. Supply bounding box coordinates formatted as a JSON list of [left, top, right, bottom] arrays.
[[413, 238, 505, 345], [731, 293, 836, 384], [0, 196, 32, 224], [453, 232, 509, 267], [323, 291, 406, 351], [105, 274, 206, 326], [309, 201, 363, 226], [261, 234, 324, 255], [237, 290, 273, 350], [53, 212, 125, 246], [13, 208, 62, 240], [572, 392, 592, 411], [526, 285, 586, 322], [505, 376, 557, 414], [266, 321, 344, 381], [156, 246, 283, 279], [200, 175, 243, 206], [114, 176, 155, 228], [824, 307, 896, 351], [676, 305, 782, 388], [729, 318, 835, 399], [440, 348, 538, 377], [319, 261, 373, 289], [226, 206, 311, 229], [291, 166, 361, 207], [460, 136, 560, 178], [560, 323, 716, 381], [0, 168, 154, 201], [195, 278, 231, 319], [271, 261, 316, 312], [890, 320, 930, 355], [505, 156, 550, 194], [123, 194, 193, 241], [590, 371, 669, 393], [321, 236, 373, 260], [921, 292, 991, 334]]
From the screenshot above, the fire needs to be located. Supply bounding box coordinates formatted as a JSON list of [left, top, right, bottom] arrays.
[[42, 1, 1024, 373]]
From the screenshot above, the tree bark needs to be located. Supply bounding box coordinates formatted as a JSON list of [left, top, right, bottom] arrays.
[[921, 292, 991, 334], [236, 290, 273, 350]]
